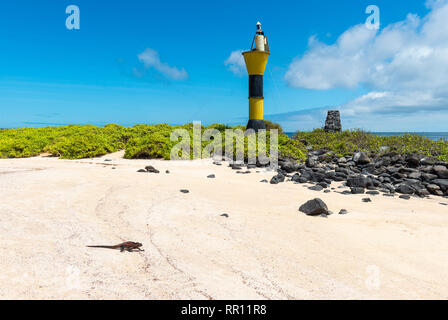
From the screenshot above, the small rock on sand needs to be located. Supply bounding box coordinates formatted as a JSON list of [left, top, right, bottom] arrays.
[[145, 166, 160, 174], [180, 189, 189, 194], [207, 174, 215, 178], [339, 209, 348, 215], [299, 198, 329, 216], [351, 187, 365, 194], [362, 198, 372, 202], [308, 185, 324, 191]]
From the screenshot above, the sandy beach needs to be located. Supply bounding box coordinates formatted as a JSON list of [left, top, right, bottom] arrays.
[[0, 151, 447, 299]]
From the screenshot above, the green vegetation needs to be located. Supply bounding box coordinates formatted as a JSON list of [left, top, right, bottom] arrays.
[[264, 120, 284, 134], [293, 129, 448, 161], [0, 123, 446, 162]]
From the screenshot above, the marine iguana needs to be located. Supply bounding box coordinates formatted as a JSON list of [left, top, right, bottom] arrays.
[[87, 241, 144, 252]]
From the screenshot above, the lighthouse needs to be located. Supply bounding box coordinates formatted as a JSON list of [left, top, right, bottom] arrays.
[[242, 22, 270, 132]]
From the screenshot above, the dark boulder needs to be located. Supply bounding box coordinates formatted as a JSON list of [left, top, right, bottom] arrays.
[[291, 173, 301, 182], [395, 184, 415, 195], [353, 152, 371, 165], [308, 185, 324, 191], [426, 184, 441, 194], [421, 173, 438, 181], [408, 172, 421, 180], [405, 154, 420, 167], [347, 175, 368, 188], [145, 165, 160, 173], [350, 187, 365, 194], [415, 189, 430, 197], [432, 179, 448, 192], [311, 172, 326, 182], [281, 160, 301, 173], [306, 156, 318, 168], [420, 157, 437, 165], [299, 198, 329, 216], [433, 166, 448, 179], [270, 173, 285, 184]]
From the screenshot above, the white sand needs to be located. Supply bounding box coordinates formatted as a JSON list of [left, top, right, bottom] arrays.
[[0, 151, 447, 299]]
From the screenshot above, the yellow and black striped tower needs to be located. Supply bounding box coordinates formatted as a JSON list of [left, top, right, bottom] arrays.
[[242, 22, 270, 132]]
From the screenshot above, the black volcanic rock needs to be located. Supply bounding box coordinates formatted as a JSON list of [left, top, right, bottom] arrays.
[[432, 179, 448, 192], [347, 175, 368, 188], [281, 160, 301, 173], [309, 185, 324, 191], [270, 173, 285, 184], [145, 166, 160, 173], [306, 156, 318, 168], [299, 198, 329, 216], [353, 152, 371, 165], [350, 187, 365, 194], [420, 157, 437, 165], [395, 184, 415, 195], [434, 166, 448, 179], [405, 154, 421, 167]]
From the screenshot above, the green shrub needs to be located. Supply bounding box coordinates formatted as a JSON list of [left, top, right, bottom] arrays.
[[264, 120, 284, 134], [1, 124, 445, 162], [293, 129, 448, 161]]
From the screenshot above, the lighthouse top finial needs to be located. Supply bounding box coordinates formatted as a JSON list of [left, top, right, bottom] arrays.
[[256, 21, 263, 34]]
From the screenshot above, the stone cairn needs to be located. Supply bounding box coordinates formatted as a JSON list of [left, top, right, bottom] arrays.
[[324, 110, 342, 132]]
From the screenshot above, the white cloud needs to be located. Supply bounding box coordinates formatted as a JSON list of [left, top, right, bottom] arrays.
[[224, 50, 246, 76], [284, 2, 448, 123], [137, 48, 188, 80]]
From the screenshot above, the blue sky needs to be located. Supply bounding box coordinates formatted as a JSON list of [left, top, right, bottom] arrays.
[[1, 0, 447, 131]]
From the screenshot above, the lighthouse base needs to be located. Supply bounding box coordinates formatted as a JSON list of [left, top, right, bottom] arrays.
[[246, 120, 266, 132]]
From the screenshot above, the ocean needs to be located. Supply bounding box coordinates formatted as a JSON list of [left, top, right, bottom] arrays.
[[285, 132, 448, 141]]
